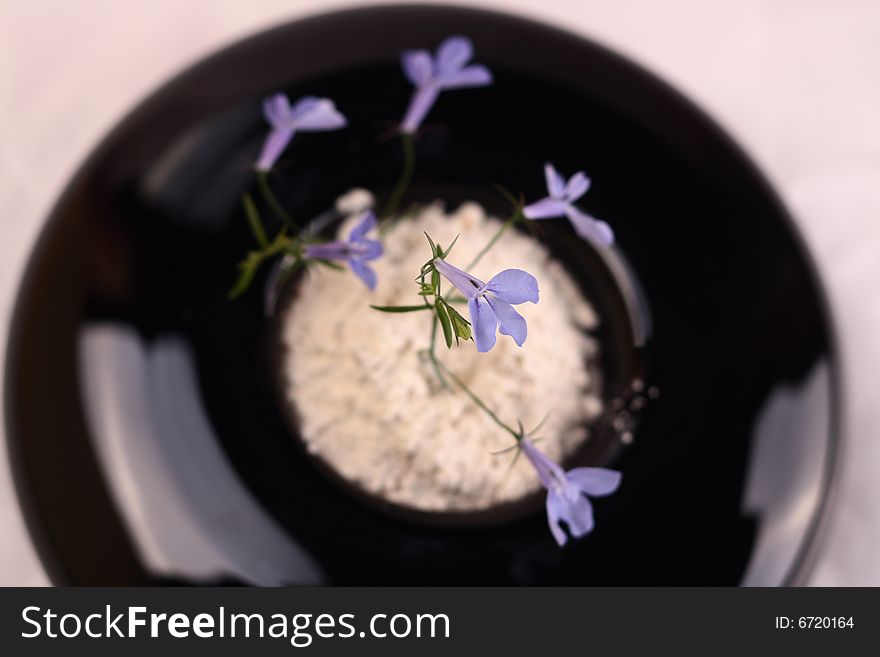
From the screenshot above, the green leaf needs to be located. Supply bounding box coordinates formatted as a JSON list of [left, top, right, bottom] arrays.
[[370, 304, 432, 313], [441, 234, 460, 258], [242, 193, 269, 248], [228, 252, 263, 299], [268, 229, 291, 252], [431, 268, 440, 294], [447, 304, 472, 342], [435, 299, 453, 348], [424, 232, 437, 255], [415, 260, 435, 284]]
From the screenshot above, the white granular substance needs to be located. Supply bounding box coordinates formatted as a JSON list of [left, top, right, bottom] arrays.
[[281, 200, 602, 512]]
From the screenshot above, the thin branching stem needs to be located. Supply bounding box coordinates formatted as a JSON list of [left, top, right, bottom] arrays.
[[433, 359, 520, 441], [383, 133, 416, 221], [257, 170, 298, 231], [427, 315, 450, 390], [466, 207, 523, 270]]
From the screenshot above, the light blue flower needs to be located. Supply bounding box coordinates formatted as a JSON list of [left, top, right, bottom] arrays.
[[520, 438, 621, 546], [255, 93, 347, 171], [400, 36, 493, 134], [433, 258, 538, 352], [523, 163, 614, 246], [305, 211, 382, 289]]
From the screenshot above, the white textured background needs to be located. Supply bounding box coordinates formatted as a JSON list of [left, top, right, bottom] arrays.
[[1, 0, 878, 586]]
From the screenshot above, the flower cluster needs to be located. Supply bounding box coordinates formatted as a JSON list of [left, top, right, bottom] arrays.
[[232, 35, 622, 547]]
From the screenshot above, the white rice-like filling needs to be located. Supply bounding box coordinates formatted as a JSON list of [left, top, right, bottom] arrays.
[[281, 201, 602, 511]]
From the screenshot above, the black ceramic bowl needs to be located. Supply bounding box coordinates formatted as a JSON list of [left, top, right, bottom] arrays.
[[5, 5, 841, 585]]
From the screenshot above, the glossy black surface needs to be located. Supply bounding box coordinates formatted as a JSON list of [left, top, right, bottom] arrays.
[[5, 5, 840, 585]]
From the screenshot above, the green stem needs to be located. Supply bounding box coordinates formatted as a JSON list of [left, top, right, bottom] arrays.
[[257, 171, 298, 231], [427, 315, 450, 390], [383, 133, 415, 221], [228, 230, 293, 299], [466, 209, 522, 270], [242, 193, 268, 248], [433, 359, 520, 440]]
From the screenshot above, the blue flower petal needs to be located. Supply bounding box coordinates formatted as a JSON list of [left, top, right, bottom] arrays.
[[290, 97, 347, 132], [286, 96, 321, 121], [255, 126, 295, 172], [437, 64, 492, 89], [401, 49, 433, 86], [357, 239, 383, 261], [349, 259, 377, 290], [521, 438, 565, 489], [263, 93, 291, 127], [348, 210, 377, 242], [486, 296, 528, 347], [400, 85, 440, 134], [544, 162, 566, 198], [484, 269, 539, 305], [564, 171, 591, 201], [304, 241, 350, 261], [565, 468, 622, 497], [468, 297, 497, 352], [435, 36, 473, 75], [545, 491, 569, 546], [434, 259, 484, 299], [522, 197, 569, 220], [565, 206, 615, 246], [562, 491, 595, 539]]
